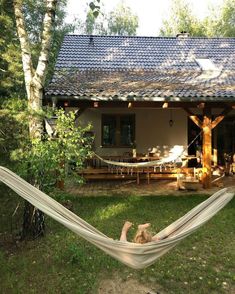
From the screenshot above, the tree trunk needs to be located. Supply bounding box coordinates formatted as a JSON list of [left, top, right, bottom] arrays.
[[21, 87, 45, 239], [14, 0, 58, 239], [27, 83, 43, 138], [21, 201, 45, 240]]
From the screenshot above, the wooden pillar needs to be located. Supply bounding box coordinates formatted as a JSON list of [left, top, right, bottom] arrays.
[[202, 108, 212, 188], [184, 105, 232, 189]]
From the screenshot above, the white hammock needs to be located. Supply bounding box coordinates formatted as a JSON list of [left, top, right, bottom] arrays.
[[95, 145, 185, 169], [0, 166, 233, 269]]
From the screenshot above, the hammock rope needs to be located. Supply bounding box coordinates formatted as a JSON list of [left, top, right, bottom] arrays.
[[94, 131, 203, 169], [0, 166, 233, 269]]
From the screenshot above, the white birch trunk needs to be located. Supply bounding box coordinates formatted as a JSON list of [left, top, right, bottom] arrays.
[[14, 0, 57, 139], [14, 0, 58, 238]]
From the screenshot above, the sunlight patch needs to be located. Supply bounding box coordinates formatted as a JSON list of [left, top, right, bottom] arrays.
[[96, 203, 127, 220]]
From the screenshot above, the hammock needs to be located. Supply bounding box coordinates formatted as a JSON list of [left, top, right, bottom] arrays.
[[94, 131, 203, 169], [95, 145, 184, 169], [0, 166, 233, 269]]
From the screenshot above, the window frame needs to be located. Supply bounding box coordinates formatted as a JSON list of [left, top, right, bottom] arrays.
[[101, 114, 135, 148]]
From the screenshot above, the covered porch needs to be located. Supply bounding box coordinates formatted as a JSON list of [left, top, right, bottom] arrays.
[[50, 99, 235, 188]]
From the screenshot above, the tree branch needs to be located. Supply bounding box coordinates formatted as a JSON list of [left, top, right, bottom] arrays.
[[14, 0, 34, 90], [34, 0, 58, 88]]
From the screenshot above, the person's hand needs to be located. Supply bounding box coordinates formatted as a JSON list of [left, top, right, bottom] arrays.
[[122, 221, 132, 231]]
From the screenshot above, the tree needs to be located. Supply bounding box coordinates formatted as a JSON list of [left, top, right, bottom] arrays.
[[212, 0, 235, 37], [160, 0, 235, 37], [22, 0, 75, 85], [13, 109, 92, 190], [84, 9, 107, 35], [0, 0, 73, 103], [159, 0, 205, 36], [13, 0, 58, 238], [0, 99, 27, 167], [0, 0, 24, 99], [12, 0, 97, 239], [14, 0, 58, 139], [80, 2, 139, 36], [107, 3, 138, 35], [10, 109, 92, 238]]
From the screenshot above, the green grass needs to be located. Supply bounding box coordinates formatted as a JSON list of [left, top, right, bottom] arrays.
[[0, 186, 234, 294]]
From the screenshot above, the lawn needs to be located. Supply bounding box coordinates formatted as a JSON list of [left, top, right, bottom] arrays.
[[0, 185, 234, 294]]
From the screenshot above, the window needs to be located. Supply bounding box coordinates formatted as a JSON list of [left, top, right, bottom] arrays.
[[102, 114, 135, 147], [195, 58, 218, 71]]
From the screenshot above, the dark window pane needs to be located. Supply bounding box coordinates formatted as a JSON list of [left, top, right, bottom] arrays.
[[120, 116, 135, 146], [102, 116, 116, 146]]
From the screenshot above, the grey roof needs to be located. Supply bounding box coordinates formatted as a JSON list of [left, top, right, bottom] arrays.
[[45, 35, 235, 101]]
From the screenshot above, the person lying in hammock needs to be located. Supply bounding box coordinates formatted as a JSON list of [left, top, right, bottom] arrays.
[[120, 221, 160, 244]]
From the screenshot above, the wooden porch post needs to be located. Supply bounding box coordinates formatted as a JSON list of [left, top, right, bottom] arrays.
[[184, 107, 212, 188], [202, 108, 212, 189], [184, 106, 233, 189]]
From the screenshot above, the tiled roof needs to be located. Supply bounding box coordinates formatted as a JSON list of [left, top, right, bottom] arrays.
[[45, 35, 235, 101]]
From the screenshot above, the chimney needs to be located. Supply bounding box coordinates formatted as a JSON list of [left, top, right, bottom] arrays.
[[89, 35, 94, 46], [176, 31, 190, 38]]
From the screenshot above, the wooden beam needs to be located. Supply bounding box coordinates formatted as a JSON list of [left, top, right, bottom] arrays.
[[189, 116, 203, 129], [74, 107, 87, 121], [183, 107, 200, 117], [183, 107, 203, 128], [211, 107, 233, 129], [197, 102, 205, 109], [55, 99, 234, 109], [212, 116, 224, 129]]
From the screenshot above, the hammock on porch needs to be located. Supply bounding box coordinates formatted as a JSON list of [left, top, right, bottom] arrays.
[[94, 131, 203, 169], [0, 166, 233, 269], [94, 145, 184, 169]]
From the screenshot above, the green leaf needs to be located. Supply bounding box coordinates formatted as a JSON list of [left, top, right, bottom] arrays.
[[93, 10, 99, 18], [89, 2, 96, 11]]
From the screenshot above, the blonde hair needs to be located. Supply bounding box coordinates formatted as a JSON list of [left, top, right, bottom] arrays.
[[133, 229, 152, 244]]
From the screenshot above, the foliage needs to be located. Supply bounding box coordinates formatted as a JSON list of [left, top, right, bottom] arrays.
[[10, 109, 93, 190], [0, 0, 24, 98], [107, 2, 138, 36], [0, 98, 28, 167], [84, 9, 107, 35], [212, 0, 235, 37], [88, 0, 101, 19], [159, 0, 205, 36], [199, 0, 235, 37], [0, 0, 75, 104], [22, 0, 75, 85], [0, 191, 234, 293], [160, 0, 235, 37], [79, 2, 139, 36]]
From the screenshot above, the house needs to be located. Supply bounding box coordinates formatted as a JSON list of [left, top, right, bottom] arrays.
[[45, 34, 235, 187]]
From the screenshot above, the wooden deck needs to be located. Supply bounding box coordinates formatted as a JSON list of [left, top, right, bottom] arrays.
[[79, 166, 197, 184]]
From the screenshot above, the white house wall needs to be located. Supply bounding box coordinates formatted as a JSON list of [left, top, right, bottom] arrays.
[[70, 108, 188, 157]]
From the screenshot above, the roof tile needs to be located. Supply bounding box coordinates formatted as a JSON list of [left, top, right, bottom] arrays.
[[45, 35, 235, 101]]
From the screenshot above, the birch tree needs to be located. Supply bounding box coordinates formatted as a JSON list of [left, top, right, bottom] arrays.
[[14, 0, 58, 139], [80, 2, 139, 36], [13, 0, 58, 238]]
